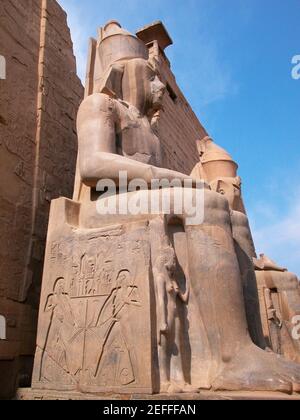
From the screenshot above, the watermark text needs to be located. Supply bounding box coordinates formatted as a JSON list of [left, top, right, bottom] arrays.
[[0, 55, 6, 80], [96, 172, 205, 226], [0, 315, 6, 340], [291, 55, 300, 80]]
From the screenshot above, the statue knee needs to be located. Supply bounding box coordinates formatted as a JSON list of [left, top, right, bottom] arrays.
[[89, 92, 115, 111], [204, 189, 230, 211]]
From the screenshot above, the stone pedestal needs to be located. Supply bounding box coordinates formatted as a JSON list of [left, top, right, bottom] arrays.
[[32, 198, 158, 395], [16, 388, 300, 401]]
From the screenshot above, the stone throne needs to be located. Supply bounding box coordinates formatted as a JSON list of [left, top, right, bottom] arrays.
[[30, 21, 300, 398]]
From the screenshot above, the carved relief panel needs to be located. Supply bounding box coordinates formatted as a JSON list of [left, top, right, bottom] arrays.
[[32, 223, 153, 394]]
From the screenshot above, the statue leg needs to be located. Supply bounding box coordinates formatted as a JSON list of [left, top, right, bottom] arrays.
[[231, 210, 267, 349], [185, 190, 300, 393], [166, 297, 183, 393], [158, 333, 170, 393]]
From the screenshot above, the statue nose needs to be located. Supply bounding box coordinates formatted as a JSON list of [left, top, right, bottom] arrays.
[[160, 82, 166, 93], [154, 76, 166, 92]]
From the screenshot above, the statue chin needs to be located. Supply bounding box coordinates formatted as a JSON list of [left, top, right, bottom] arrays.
[[150, 100, 164, 113]]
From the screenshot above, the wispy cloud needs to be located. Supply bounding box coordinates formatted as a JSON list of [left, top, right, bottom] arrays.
[[249, 190, 300, 277]]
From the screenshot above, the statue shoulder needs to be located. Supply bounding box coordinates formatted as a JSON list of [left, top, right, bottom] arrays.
[[78, 93, 113, 116]]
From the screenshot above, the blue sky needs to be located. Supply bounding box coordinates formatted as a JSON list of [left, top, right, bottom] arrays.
[[58, 0, 300, 275]]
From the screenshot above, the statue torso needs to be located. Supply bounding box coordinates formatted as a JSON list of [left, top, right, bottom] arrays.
[[115, 100, 161, 167]]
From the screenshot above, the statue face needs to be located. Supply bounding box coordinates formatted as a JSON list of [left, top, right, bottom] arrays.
[[54, 278, 65, 295], [116, 270, 131, 287], [122, 58, 166, 115], [212, 177, 242, 210], [150, 73, 166, 110], [163, 248, 176, 275]]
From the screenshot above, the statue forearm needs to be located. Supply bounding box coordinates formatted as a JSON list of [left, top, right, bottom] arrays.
[[80, 151, 193, 187]]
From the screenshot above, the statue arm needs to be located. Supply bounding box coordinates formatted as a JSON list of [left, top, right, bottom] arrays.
[[178, 283, 190, 304], [155, 272, 168, 342], [44, 295, 55, 312], [77, 94, 194, 187]]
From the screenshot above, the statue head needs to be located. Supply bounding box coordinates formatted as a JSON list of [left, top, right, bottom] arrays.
[[198, 136, 238, 183], [156, 246, 176, 276], [122, 58, 166, 116], [196, 137, 246, 213], [53, 277, 65, 296], [116, 270, 131, 288], [210, 176, 245, 212], [94, 21, 166, 116]]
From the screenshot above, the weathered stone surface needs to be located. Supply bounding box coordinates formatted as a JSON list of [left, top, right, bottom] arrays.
[[1, 1, 299, 400], [32, 199, 155, 394], [16, 388, 300, 401], [0, 0, 83, 399], [29, 20, 300, 401]]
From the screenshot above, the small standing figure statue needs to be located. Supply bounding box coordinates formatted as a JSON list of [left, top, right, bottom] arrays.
[[150, 217, 198, 394]]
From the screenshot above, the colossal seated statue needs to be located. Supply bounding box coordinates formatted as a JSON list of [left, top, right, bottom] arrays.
[[31, 21, 300, 396]]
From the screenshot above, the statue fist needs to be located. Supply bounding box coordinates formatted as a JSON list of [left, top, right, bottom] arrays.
[[160, 323, 168, 335]]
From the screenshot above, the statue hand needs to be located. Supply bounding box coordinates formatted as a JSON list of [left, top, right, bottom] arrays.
[[153, 166, 208, 189], [160, 323, 168, 335], [158, 323, 169, 346]]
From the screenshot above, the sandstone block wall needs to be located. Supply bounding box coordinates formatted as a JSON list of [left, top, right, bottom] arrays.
[[0, 0, 83, 399]]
